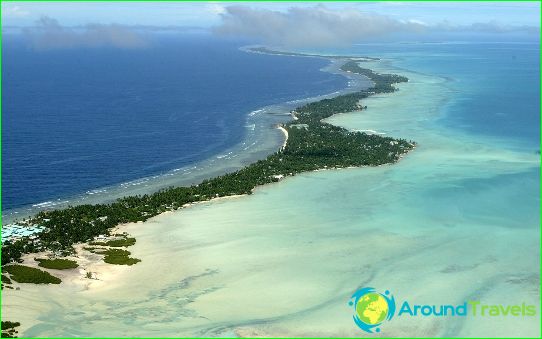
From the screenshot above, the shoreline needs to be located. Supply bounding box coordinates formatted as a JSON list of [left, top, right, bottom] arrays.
[[242, 45, 379, 61], [2, 51, 372, 226], [3, 48, 416, 335], [277, 125, 289, 151], [3, 49, 415, 273]]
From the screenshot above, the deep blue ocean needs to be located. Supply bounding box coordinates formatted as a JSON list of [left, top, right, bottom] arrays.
[[2, 34, 346, 211]]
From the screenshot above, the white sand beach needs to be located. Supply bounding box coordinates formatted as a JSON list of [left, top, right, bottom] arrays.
[[277, 125, 289, 151]]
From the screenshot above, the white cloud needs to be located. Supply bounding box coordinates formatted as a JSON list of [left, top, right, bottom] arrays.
[[214, 5, 426, 48], [407, 19, 428, 26], [1, 4, 30, 18], [206, 3, 226, 15], [214, 5, 539, 48], [23, 16, 148, 50]]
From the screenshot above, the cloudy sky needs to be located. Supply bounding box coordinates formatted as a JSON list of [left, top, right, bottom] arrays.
[[2, 1, 540, 27], [2, 1, 539, 49]]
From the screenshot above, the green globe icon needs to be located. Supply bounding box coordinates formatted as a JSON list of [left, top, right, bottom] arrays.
[[355, 292, 389, 325]]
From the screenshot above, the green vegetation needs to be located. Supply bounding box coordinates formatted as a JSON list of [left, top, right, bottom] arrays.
[[1, 59, 414, 267], [90, 237, 136, 247], [1, 274, 13, 290], [1, 322, 20, 331], [102, 249, 141, 265], [340, 61, 409, 87], [1, 275, 12, 284], [34, 258, 78, 270], [84, 245, 139, 265], [3, 265, 61, 284], [1, 321, 20, 338]]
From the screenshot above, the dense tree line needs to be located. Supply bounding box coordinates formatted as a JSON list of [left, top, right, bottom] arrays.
[[1, 321, 20, 338], [1, 59, 415, 265]]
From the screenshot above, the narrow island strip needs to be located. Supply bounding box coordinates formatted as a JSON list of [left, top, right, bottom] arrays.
[[2, 54, 416, 289], [246, 46, 380, 61]]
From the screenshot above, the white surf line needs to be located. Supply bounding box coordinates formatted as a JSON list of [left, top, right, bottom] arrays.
[[277, 125, 289, 151]]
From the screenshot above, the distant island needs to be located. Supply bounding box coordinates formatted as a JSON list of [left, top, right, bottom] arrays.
[[247, 46, 380, 61], [2, 52, 415, 289]]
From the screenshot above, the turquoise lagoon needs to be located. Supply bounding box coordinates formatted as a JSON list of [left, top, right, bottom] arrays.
[[9, 42, 540, 337]]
